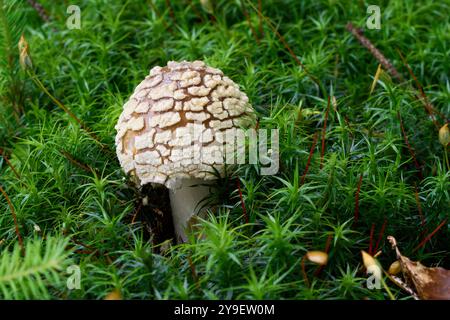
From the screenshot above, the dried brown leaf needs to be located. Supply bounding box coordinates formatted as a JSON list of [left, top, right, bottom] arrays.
[[387, 236, 450, 300]]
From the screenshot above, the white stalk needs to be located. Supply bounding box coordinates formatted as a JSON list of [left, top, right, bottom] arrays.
[[169, 178, 212, 242]]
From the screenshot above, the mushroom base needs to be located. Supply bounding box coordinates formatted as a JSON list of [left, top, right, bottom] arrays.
[[139, 183, 175, 250], [169, 178, 214, 243]]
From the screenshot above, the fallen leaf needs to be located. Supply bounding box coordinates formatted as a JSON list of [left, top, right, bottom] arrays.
[[387, 236, 450, 300]]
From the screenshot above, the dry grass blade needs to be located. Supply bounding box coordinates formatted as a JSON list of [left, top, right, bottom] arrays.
[[369, 64, 382, 95], [397, 111, 423, 180]]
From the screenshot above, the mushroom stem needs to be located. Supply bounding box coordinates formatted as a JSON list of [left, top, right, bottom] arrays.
[[169, 178, 212, 242]]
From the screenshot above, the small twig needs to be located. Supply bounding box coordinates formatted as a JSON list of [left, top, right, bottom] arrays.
[[236, 178, 248, 224], [301, 132, 319, 185], [0, 148, 20, 179], [387, 273, 419, 300], [413, 219, 448, 252], [397, 50, 447, 128], [0, 185, 24, 255], [320, 96, 331, 169], [59, 149, 95, 174], [70, 238, 99, 256], [255, 118, 260, 131], [353, 174, 363, 226], [397, 111, 423, 180], [26, 0, 51, 23], [346, 22, 403, 82]]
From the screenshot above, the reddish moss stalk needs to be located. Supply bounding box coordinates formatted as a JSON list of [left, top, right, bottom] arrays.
[[413, 219, 448, 252], [320, 96, 331, 169], [368, 223, 375, 255], [353, 174, 363, 225], [0, 185, 24, 255], [374, 218, 387, 254], [257, 0, 263, 37], [0, 149, 20, 179], [397, 50, 447, 128], [165, 0, 175, 22], [187, 255, 200, 290], [414, 184, 425, 226], [240, 0, 259, 43], [236, 178, 249, 224], [397, 111, 423, 180], [301, 256, 310, 287], [59, 149, 94, 174], [314, 233, 333, 276], [130, 202, 142, 224], [245, 0, 320, 87], [301, 132, 319, 185]]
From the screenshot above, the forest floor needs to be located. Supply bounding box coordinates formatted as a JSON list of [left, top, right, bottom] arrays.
[[0, 0, 449, 299]]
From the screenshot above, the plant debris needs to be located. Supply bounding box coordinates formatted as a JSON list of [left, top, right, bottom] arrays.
[[387, 236, 450, 300]]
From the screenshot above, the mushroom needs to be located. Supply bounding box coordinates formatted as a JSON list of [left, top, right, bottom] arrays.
[[115, 60, 255, 242]]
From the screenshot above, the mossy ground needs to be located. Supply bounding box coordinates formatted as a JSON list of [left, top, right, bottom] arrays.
[[0, 0, 448, 299]]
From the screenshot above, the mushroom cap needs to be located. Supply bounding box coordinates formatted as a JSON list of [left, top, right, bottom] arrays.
[[115, 60, 255, 189]]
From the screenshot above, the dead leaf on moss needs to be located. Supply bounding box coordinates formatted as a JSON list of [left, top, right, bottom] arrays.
[[387, 236, 450, 300]]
